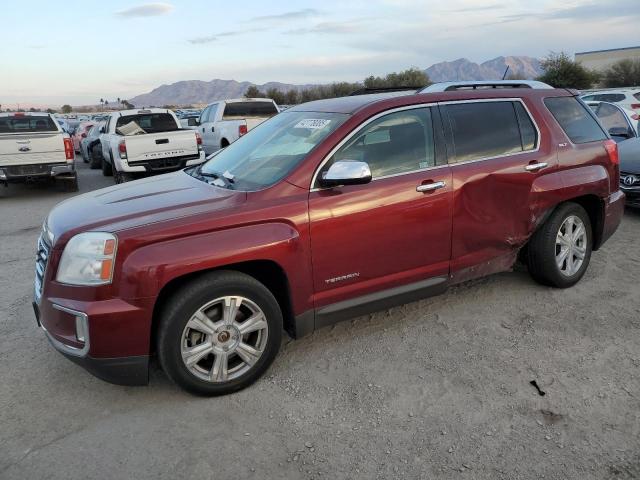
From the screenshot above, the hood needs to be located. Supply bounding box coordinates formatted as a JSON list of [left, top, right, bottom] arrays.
[[47, 170, 246, 246], [619, 137, 640, 174]]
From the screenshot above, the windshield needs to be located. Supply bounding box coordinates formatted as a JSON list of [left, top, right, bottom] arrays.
[[197, 111, 348, 190]]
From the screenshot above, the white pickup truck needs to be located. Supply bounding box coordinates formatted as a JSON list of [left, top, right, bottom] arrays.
[[100, 108, 205, 183], [0, 112, 78, 191], [187, 98, 279, 155]]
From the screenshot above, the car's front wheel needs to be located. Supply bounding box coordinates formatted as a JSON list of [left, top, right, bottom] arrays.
[[527, 202, 592, 288], [157, 271, 282, 396]]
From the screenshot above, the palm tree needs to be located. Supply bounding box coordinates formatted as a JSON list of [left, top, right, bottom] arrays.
[[99, 98, 104, 110], [117, 97, 121, 110]]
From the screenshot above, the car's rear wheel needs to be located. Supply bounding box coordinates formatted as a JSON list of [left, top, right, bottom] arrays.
[[527, 202, 592, 288], [89, 145, 102, 169], [157, 271, 282, 396]]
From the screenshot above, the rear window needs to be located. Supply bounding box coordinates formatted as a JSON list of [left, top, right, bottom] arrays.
[[222, 102, 278, 119], [0, 115, 58, 133], [444, 101, 536, 163], [544, 97, 607, 144], [598, 93, 626, 102], [115, 113, 178, 135]]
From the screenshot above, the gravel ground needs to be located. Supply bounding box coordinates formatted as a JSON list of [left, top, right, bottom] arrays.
[[1, 159, 639, 480]]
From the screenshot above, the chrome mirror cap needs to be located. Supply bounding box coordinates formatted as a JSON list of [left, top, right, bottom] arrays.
[[320, 160, 372, 187]]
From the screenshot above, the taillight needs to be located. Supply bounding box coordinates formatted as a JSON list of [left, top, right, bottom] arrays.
[[63, 137, 74, 161], [195, 132, 202, 146], [604, 139, 619, 165], [118, 140, 127, 159], [631, 113, 639, 121], [630, 103, 640, 110], [238, 124, 248, 137]]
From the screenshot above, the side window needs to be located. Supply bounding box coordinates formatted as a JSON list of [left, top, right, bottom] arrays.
[[104, 117, 111, 133], [581, 95, 596, 101], [514, 102, 537, 151], [600, 94, 625, 102], [596, 103, 630, 134], [323, 108, 435, 180], [200, 106, 210, 123], [444, 101, 523, 163], [208, 103, 219, 122], [544, 97, 607, 144]]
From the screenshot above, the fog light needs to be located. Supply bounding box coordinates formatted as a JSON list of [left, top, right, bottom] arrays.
[[75, 315, 86, 343]]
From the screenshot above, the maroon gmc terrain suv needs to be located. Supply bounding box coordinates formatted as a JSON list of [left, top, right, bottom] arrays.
[[34, 81, 624, 395]]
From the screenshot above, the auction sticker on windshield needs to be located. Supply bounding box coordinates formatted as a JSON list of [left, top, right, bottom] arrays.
[[294, 119, 332, 129]]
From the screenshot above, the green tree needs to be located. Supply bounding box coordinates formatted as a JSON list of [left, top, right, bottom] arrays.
[[600, 59, 640, 88], [46, 108, 56, 114], [244, 85, 263, 98], [284, 89, 300, 105], [537, 52, 599, 89], [363, 68, 431, 89], [265, 87, 286, 105], [61, 104, 72, 114]]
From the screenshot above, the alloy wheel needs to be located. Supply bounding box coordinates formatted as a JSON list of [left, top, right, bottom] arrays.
[[555, 215, 587, 277], [180, 296, 269, 383]]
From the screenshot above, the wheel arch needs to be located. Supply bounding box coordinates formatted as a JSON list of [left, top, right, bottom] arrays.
[[150, 260, 296, 353]]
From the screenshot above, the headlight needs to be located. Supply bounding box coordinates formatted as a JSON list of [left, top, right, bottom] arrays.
[[57, 232, 117, 286]]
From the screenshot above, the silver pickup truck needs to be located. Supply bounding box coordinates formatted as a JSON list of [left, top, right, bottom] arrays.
[[0, 112, 78, 191], [100, 108, 205, 183]]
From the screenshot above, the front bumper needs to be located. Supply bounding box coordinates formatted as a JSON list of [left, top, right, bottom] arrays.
[[34, 295, 153, 386], [620, 185, 640, 207], [0, 162, 75, 182]]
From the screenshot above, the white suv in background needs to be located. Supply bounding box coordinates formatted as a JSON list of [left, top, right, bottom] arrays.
[[581, 89, 640, 113]]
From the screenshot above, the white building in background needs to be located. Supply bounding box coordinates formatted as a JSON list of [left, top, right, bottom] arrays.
[[575, 46, 640, 71]]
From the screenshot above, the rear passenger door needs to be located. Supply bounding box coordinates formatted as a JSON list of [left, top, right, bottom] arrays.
[[440, 99, 556, 282]]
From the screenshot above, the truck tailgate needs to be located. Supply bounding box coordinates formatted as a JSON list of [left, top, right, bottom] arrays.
[[0, 133, 66, 166], [124, 130, 199, 163], [245, 117, 269, 131]]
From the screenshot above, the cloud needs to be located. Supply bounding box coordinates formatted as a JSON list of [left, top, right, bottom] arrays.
[[116, 3, 174, 18], [287, 20, 369, 35], [250, 8, 321, 23], [451, 3, 503, 13], [188, 27, 268, 45], [493, 0, 640, 24]]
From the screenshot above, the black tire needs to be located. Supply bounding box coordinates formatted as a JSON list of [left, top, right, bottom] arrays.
[[89, 144, 101, 169], [113, 170, 135, 184], [527, 202, 592, 288], [102, 155, 113, 176], [82, 148, 89, 163], [221, 139, 229, 148], [157, 271, 282, 396]]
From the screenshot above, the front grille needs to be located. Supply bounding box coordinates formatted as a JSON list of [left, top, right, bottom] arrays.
[[7, 164, 51, 176], [34, 234, 51, 303], [620, 172, 640, 188]]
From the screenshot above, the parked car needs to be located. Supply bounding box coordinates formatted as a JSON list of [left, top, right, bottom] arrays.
[[35, 82, 624, 395], [586, 101, 640, 207], [99, 108, 205, 183], [79, 122, 105, 169], [178, 112, 202, 130], [72, 121, 95, 153], [585, 100, 639, 141], [0, 112, 78, 191], [193, 98, 279, 154], [581, 89, 640, 114]]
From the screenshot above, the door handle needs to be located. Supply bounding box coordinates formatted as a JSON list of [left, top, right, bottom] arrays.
[[524, 162, 548, 172], [211, 126, 215, 133], [416, 181, 446, 193]]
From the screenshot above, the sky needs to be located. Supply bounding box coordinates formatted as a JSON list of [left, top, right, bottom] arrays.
[[1, 0, 638, 107]]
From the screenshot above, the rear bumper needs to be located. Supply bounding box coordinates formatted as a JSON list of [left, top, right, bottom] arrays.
[[122, 152, 205, 173], [0, 162, 75, 182], [599, 190, 625, 247]]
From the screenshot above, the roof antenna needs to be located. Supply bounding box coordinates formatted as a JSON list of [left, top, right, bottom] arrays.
[[502, 66, 510, 80]]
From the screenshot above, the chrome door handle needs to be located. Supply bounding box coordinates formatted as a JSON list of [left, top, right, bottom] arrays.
[[525, 162, 548, 172], [416, 181, 446, 192]]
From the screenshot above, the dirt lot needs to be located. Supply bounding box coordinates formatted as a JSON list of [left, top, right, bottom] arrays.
[[1, 160, 639, 480]]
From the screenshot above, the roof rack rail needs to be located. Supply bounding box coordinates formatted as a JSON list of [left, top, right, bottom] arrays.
[[349, 86, 425, 96], [420, 80, 554, 93]]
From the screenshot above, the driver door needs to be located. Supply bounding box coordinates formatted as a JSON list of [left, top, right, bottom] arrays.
[[308, 106, 452, 319]]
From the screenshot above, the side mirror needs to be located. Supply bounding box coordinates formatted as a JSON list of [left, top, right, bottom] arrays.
[[99, 127, 105, 134], [608, 126, 632, 139], [320, 160, 372, 188], [188, 118, 199, 127]]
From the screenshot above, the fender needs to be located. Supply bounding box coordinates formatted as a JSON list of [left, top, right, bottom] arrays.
[[119, 221, 314, 314]]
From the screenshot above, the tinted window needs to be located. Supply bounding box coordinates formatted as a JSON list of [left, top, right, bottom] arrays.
[[514, 102, 537, 151], [599, 93, 626, 102], [444, 101, 523, 163], [325, 108, 435, 179], [115, 113, 178, 135], [0, 115, 58, 133], [596, 103, 630, 134], [544, 97, 607, 144], [222, 102, 278, 119]]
